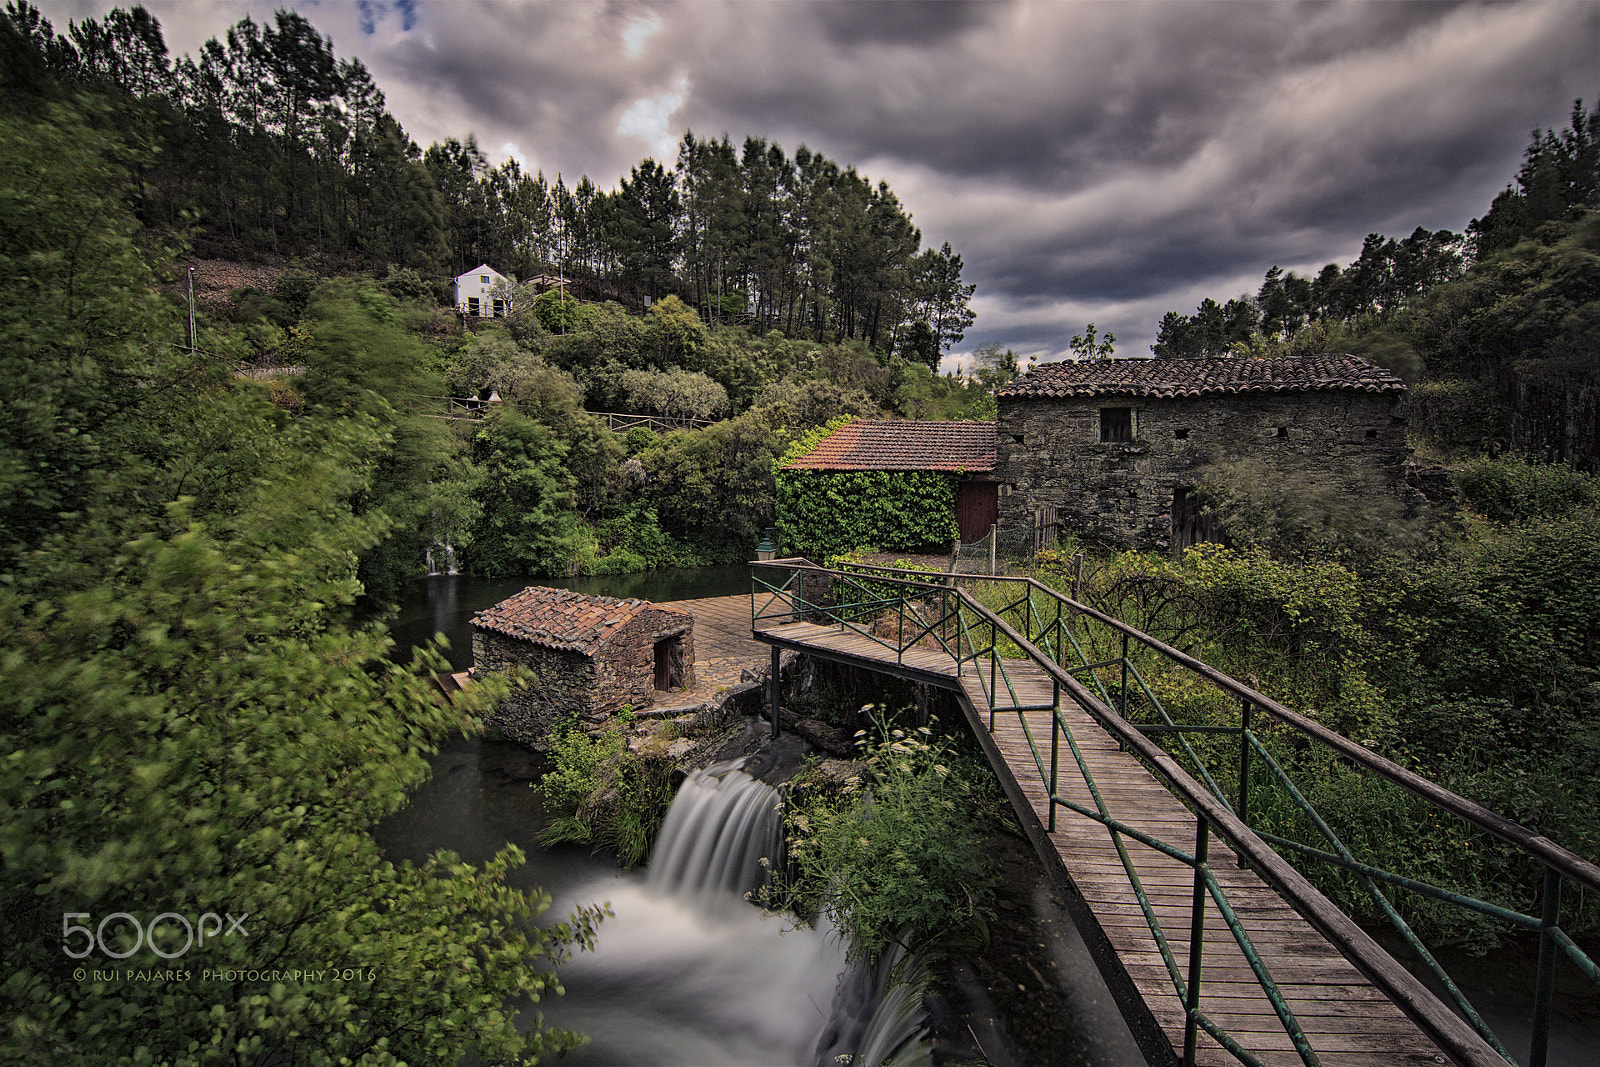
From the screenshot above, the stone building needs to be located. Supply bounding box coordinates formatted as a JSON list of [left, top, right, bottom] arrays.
[[995, 355, 1409, 551], [471, 586, 694, 746]]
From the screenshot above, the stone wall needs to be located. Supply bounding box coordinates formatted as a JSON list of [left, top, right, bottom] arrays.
[[997, 390, 1409, 551], [596, 608, 696, 710], [472, 630, 597, 746]]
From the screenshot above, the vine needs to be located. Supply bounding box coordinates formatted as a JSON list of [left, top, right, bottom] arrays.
[[774, 417, 959, 558]]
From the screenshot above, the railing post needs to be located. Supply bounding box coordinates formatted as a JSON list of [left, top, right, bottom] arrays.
[[1184, 818, 1210, 1067], [988, 627, 998, 730], [1530, 867, 1563, 1067], [1049, 679, 1060, 834], [769, 645, 781, 740], [1120, 632, 1130, 718], [1238, 699, 1253, 828]]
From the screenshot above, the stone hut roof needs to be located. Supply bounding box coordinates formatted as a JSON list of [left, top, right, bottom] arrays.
[[471, 586, 686, 656], [782, 420, 997, 472], [997, 355, 1406, 400]]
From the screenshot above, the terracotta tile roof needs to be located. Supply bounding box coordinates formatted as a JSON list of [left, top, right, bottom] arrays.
[[782, 420, 997, 472], [997, 355, 1406, 400], [471, 586, 686, 655]]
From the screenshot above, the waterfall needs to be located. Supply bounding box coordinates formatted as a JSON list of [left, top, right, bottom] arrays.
[[544, 758, 931, 1067], [424, 537, 459, 577], [644, 759, 784, 905], [812, 944, 933, 1067]]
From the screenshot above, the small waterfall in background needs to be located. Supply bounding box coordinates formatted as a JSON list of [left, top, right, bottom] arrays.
[[424, 537, 458, 576], [545, 759, 932, 1066]]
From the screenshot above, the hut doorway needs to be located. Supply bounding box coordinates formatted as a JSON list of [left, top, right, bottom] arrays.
[[654, 634, 687, 690]]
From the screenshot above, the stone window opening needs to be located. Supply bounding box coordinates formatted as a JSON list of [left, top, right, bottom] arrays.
[[1275, 426, 1289, 438], [1100, 407, 1133, 443], [1365, 428, 1378, 439], [1175, 428, 1190, 440]]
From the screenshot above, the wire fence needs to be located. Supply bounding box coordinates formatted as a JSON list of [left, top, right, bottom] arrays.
[[950, 509, 1063, 575]]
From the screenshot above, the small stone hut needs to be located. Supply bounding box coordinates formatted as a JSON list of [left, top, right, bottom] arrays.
[[471, 587, 694, 746], [995, 354, 1409, 551]]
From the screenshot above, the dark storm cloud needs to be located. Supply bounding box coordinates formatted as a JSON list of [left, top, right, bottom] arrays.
[[41, 0, 1600, 360], [812, 0, 1002, 48]]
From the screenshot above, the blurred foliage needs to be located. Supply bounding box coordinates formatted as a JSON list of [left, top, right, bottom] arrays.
[[1, 101, 600, 1065]]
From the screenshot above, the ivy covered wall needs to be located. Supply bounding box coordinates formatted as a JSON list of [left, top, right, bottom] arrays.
[[774, 417, 960, 559]]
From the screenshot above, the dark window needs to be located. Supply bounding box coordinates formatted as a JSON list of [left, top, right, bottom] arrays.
[[1365, 428, 1378, 439], [1011, 434, 1024, 444], [492, 298, 505, 317], [467, 296, 480, 315], [1175, 428, 1190, 440], [1100, 407, 1132, 443], [1276, 426, 1289, 438]]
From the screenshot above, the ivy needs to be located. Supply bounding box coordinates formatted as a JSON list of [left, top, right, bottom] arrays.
[[774, 418, 959, 559]]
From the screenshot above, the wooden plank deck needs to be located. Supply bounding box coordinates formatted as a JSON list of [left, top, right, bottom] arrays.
[[756, 621, 1453, 1067]]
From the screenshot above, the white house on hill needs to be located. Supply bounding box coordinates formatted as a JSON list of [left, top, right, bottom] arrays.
[[454, 264, 510, 317]]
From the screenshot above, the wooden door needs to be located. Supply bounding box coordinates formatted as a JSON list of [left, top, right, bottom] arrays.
[[956, 481, 999, 543]]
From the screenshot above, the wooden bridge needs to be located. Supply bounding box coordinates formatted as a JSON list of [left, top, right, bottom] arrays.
[[748, 560, 1600, 1067]]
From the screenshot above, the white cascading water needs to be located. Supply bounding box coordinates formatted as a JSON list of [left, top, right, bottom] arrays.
[[424, 538, 458, 576], [544, 759, 931, 1066]]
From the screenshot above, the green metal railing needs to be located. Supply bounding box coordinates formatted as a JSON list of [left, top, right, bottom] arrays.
[[751, 559, 1599, 1067]]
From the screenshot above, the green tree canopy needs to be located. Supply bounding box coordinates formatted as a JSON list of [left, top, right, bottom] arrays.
[[2, 100, 599, 1065]]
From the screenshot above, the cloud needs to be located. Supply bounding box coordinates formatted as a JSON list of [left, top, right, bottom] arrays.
[[617, 76, 687, 161], [622, 11, 662, 56], [37, 0, 1600, 358]]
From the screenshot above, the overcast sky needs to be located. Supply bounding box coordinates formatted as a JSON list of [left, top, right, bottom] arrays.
[[35, 0, 1600, 368]]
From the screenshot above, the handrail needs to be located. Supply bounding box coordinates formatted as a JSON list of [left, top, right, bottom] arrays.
[[750, 559, 1599, 1067], [956, 570, 1600, 896], [953, 587, 1505, 1067], [827, 560, 1600, 894]]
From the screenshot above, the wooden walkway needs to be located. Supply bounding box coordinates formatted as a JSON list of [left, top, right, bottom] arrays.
[[653, 595, 771, 704], [753, 619, 1453, 1067]]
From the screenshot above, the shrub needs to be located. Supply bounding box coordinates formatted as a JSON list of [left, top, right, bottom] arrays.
[[1454, 456, 1600, 524], [779, 715, 1006, 964], [535, 718, 675, 867]]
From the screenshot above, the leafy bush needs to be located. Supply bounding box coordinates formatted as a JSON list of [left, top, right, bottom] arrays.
[[779, 716, 1006, 964], [535, 718, 675, 867], [1408, 378, 1505, 456], [534, 289, 583, 334], [1195, 454, 1430, 563], [1454, 456, 1600, 524]]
